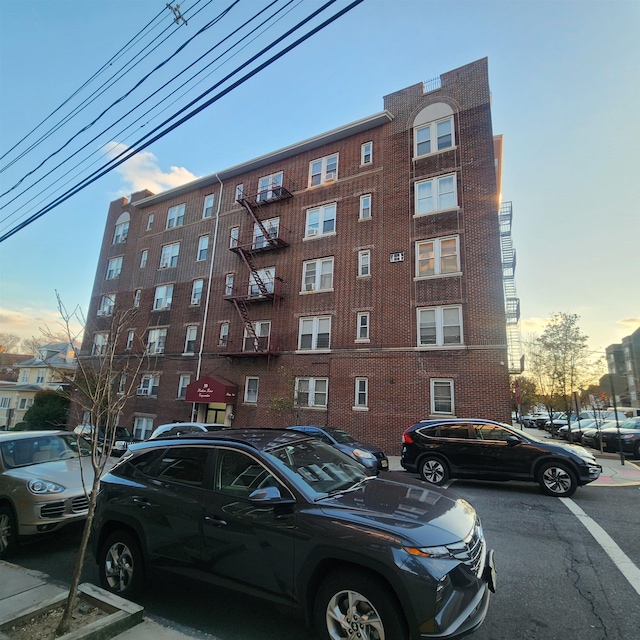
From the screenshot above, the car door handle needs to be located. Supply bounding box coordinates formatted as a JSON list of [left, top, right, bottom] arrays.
[[204, 515, 227, 527], [132, 497, 152, 508]]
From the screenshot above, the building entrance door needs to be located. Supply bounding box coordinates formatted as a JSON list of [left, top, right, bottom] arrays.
[[206, 403, 227, 424]]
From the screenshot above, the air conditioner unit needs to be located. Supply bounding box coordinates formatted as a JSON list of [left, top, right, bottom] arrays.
[[307, 229, 318, 237], [390, 252, 405, 263], [190, 298, 200, 306], [159, 264, 168, 269], [325, 172, 336, 182], [155, 347, 164, 354], [96, 310, 105, 317], [305, 282, 315, 292], [136, 388, 149, 396]]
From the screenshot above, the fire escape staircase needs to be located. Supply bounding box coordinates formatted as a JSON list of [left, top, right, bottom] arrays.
[[499, 201, 524, 374]]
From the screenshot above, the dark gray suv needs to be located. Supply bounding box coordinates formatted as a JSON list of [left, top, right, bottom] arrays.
[[92, 429, 495, 639]]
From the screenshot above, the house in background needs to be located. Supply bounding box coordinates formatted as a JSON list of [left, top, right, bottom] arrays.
[[606, 327, 640, 407], [77, 58, 520, 450], [0, 343, 76, 430]]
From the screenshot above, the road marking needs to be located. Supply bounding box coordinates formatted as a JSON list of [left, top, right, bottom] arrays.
[[561, 498, 640, 596]]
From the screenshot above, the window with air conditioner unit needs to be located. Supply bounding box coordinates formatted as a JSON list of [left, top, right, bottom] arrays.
[[153, 284, 173, 310], [309, 154, 338, 187], [138, 374, 159, 397], [159, 242, 180, 269], [305, 203, 335, 238], [147, 328, 167, 355], [302, 257, 334, 293]]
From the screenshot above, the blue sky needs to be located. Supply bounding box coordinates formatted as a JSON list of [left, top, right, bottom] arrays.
[[0, 0, 638, 359]]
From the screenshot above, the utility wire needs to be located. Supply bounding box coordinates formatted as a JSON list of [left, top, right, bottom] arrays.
[[0, 0, 364, 243]]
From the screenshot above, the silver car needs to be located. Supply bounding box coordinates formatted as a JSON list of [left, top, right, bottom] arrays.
[[0, 431, 98, 558]]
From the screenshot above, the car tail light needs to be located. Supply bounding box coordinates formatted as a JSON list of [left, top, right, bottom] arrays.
[[402, 428, 414, 444]]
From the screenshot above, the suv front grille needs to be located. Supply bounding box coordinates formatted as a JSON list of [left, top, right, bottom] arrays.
[[40, 495, 90, 519], [446, 519, 485, 576]]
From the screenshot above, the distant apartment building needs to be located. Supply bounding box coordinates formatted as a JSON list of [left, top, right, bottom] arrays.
[[606, 327, 640, 406], [78, 58, 518, 450]]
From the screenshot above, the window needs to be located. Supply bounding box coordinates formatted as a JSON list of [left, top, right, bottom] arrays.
[[235, 184, 244, 201], [302, 257, 334, 292], [133, 289, 141, 307], [147, 328, 167, 354], [191, 279, 203, 305], [417, 306, 463, 346], [295, 377, 328, 408], [203, 195, 215, 219], [416, 236, 460, 277], [106, 257, 123, 279], [305, 204, 335, 238], [178, 374, 191, 399], [354, 378, 368, 408], [257, 171, 283, 202], [359, 194, 371, 220], [243, 320, 271, 352], [358, 250, 371, 277], [140, 250, 148, 268], [35, 369, 46, 384], [112, 221, 129, 244], [18, 398, 33, 410], [126, 331, 135, 351], [415, 116, 454, 157], [229, 227, 239, 248], [244, 377, 259, 403], [184, 326, 197, 354], [299, 316, 331, 350], [249, 267, 275, 296], [361, 142, 372, 165], [157, 447, 207, 486], [160, 242, 180, 268], [20, 371, 28, 383], [216, 450, 277, 498], [118, 373, 127, 394], [197, 236, 209, 261], [166, 204, 185, 229], [431, 379, 454, 414], [133, 416, 154, 439], [253, 218, 279, 249], [309, 154, 338, 187], [0, 397, 10, 409], [415, 174, 457, 215], [218, 322, 229, 347], [98, 294, 115, 316], [356, 312, 370, 341], [474, 424, 512, 441], [437, 424, 469, 439], [137, 374, 159, 397], [146, 213, 154, 230], [92, 332, 108, 356], [225, 273, 234, 296], [153, 284, 173, 310]]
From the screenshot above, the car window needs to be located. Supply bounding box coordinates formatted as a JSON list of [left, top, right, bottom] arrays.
[[116, 449, 165, 479], [0, 435, 80, 468], [474, 425, 513, 441], [156, 447, 208, 487], [216, 449, 277, 497], [326, 429, 356, 444], [437, 424, 470, 439]]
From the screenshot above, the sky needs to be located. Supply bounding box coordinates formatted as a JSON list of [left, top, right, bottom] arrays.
[[0, 0, 638, 362]]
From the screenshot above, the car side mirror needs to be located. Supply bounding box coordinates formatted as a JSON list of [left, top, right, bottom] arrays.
[[506, 435, 521, 446], [248, 486, 295, 505]]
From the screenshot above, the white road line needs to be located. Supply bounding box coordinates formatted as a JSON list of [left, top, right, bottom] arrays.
[[561, 498, 640, 596]]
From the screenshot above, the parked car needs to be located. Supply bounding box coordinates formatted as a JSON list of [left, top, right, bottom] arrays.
[[92, 429, 495, 639], [286, 425, 388, 471], [148, 422, 229, 439], [74, 424, 142, 457], [0, 431, 101, 558], [532, 413, 554, 429], [581, 421, 619, 450], [600, 417, 640, 459], [401, 418, 601, 497], [556, 419, 597, 442]]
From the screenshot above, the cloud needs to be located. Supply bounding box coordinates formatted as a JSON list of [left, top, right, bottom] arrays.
[[520, 316, 550, 334], [617, 317, 640, 329], [0, 307, 83, 343], [104, 142, 199, 195]]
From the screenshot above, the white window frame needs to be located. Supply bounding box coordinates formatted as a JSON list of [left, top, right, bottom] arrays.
[[126, 330, 135, 351], [415, 174, 457, 215], [309, 154, 338, 187], [253, 218, 279, 249], [361, 142, 372, 165], [166, 204, 185, 229], [295, 377, 328, 408], [354, 378, 368, 410], [244, 377, 259, 403], [133, 289, 141, 307], [218, 322, 229, 347], [159, 242, 180, 269], [133, 416, 154, 439], [202, 195, 215, 219], [414, 116, 455, 157], [138, 374, 160, 397], [257, 172, 283, 202], [92, 332, 108, 356], [431, 379, 454, 415], [147, 328, 167, 354], [183, 326, 198, 354], [106, 257, 123, 280], [305, 204, 336, 238], [356, 312, 370, 342], [243, 320, 271, 352], [146, 214, 154, 231], [19, 397, 34, 410], [98, 294, 115, 316], [35, 369, 46, 384], [415, 236, 460, 278], [178, 374, 191, 399], [249, 267, 275, 296], [229, 226, 240, 249], [225, 273, 235, 296], [298, 316, 331, 351], [302, 257, 334, 293], [0, 397, 10, 409], [359, 194, 371, 220], [153, 284, 174, 310], [358, 250, 371, 277], [197, 236, 209, 262], [112, 221, 129, 244], [191, 279, 204, 306], [140, 250, 148, 268], [235, 184, 244, 201], [417, 305, 463, 347]]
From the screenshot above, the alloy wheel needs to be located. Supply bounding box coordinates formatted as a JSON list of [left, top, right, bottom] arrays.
[[104, 541, 135, 593], [542, 466, 573, 495], [325, 588, 385, 640]]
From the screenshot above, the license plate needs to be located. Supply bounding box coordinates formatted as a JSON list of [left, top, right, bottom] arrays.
[[381, 460, 388, 468]]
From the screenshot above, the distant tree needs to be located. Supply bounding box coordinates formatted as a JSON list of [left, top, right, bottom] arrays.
[[267, 365, 305, 425], [0, 332, 22, 354], [511, 375, 537, 414], [22, 390, 70, 430]]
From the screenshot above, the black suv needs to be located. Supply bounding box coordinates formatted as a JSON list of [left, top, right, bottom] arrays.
[[92, 429, 495, 639], [401, 419, 601, 497]]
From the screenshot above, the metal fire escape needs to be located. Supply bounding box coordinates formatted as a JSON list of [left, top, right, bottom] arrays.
[[499, 201, 524, 374], [224, 176, 293, 357]]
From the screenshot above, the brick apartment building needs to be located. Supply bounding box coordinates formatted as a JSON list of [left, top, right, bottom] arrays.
[[79, 58, 514, 452]]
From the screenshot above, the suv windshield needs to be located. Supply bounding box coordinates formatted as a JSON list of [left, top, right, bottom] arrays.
[[1, 433, 91, 469]]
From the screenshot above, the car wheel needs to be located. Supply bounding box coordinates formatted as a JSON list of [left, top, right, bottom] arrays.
[[314, 568, 408, 640], [634, 442, 640, 461], [0, 505, 18, 559], [98, 531, 144, 598], [537, 462, 577, 497], [419, 456, 449, 485]]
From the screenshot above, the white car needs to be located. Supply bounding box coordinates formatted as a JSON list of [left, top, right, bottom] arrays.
[[148, 422, 229, 440]]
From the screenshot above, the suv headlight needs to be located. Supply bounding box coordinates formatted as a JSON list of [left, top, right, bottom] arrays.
[[404, 545, 451, 559], [352, 449, 375, 460], [28, 479, 65, 494]]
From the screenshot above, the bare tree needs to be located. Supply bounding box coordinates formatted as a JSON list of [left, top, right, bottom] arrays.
[[267, 365, 305, 425]]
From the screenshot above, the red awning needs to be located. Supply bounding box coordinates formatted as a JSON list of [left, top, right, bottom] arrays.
[[184, 376, 237, 404]]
